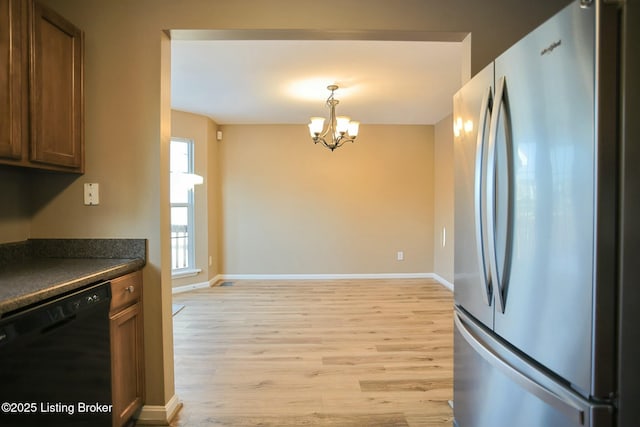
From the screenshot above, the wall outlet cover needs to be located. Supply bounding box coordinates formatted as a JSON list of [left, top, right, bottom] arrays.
[[84, 183, 100, 206]]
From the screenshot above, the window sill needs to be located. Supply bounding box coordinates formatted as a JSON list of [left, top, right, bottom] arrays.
[[172, 268, 202, 279]]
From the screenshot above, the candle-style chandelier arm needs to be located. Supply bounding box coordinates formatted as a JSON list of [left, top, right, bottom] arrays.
[[308, 85, 360, 151]]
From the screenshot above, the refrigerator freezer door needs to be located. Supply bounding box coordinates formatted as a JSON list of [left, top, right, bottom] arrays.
[[453, 63, 495, 329], [454, 309, 613, 427], [492, 1, 596, 395]]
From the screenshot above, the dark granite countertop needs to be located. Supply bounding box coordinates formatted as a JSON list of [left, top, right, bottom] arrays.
[[0, 239, 146, 316]]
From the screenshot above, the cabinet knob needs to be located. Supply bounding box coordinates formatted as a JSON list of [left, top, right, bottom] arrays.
[[125, 285, 135, 293]]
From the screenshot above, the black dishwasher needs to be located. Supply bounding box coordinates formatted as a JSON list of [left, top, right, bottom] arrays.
[[0, 281, 112, 427]]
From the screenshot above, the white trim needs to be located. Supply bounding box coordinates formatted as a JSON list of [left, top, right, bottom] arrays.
[[431, 273, 454, 292], [171, 268, 202, 279], [219, 272, 434, 281], [171, 281, 210, 294], [171, 275, 223, 294], [136, 394, 183, 425], [220, 273, 455, 291]]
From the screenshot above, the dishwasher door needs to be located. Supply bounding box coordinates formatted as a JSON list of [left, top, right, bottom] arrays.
[[0, 281, 112, 427]]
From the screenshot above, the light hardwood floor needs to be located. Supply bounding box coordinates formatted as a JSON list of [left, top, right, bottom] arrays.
[[169, 279, 454, 426]]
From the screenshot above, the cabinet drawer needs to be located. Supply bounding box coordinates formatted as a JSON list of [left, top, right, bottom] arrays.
[[110, 271, 142, 313]]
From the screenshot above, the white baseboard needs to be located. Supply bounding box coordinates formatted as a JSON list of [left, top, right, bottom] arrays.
[[431, 273, 454, 292], [136, 394, 183, 425], [171, 275, 221, 294], [219, 272, 434, 281]]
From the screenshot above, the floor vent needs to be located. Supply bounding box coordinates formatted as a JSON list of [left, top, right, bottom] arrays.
[[220, 281, 234, 287]]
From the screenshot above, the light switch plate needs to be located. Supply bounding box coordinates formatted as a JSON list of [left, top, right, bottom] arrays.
[[84, 183, 99, 205]]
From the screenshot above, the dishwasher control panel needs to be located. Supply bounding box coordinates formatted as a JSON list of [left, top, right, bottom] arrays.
[[0, 281, 111, 347]]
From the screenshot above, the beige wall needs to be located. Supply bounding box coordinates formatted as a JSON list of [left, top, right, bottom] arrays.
[[220, 125, 434, 275], [170, 110, 220, 287], [0, 0, 572, 420], [433, 115, 455, 284], [0, 168, 32, 242]]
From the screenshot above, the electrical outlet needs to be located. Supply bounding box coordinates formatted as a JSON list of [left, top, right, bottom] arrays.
[[84, 183, 100, 205], [397, 251, 404, 261]]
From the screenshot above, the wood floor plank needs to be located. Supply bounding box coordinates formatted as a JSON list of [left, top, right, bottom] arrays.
[[359, 379, 453, 393], [168, 279, 454, 426], [171, 412, 410, 427]]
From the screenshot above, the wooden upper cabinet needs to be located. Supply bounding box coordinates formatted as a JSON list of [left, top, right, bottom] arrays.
[[0, 0, 28, 160], [30, 2, 84, 171]]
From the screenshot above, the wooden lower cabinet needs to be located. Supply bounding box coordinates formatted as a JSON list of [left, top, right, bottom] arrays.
[[110, 271, 144, 427]]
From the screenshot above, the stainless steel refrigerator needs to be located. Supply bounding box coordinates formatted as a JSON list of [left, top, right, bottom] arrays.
[[452, 1, 635, 426]]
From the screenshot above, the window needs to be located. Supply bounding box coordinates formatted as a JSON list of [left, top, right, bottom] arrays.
[[170, 138, 197, 274]]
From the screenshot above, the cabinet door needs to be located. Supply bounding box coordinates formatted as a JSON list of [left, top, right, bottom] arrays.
[[0, 0, 27, 160], [30, 2, 83, 170], [110, 303, 145, 427]]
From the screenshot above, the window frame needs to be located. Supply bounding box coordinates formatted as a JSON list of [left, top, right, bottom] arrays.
[[170, 137, 198, 277]]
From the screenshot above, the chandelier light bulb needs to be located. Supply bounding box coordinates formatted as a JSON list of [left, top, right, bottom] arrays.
[[347, 121, 360, 138], [336, 116, 351, 134], [308, 117, 325, 136]]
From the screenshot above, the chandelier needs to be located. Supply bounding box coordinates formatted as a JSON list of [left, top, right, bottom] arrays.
[[308, 85, 360, 151]]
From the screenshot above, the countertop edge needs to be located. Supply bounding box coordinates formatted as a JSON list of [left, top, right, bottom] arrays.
[[0, 258, 145, 317]]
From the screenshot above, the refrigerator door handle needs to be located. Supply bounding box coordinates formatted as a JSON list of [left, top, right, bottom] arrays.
[[454, 311, 587, 425], [474, 86, 494, 306], [486, 76, 510, 313]]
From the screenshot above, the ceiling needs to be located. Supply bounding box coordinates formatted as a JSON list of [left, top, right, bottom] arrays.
[[170, 36, 465, 126]]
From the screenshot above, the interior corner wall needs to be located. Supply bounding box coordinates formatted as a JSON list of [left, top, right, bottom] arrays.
[[207, 120, 221, 283], [461, 34, 472, 84], [219, 124, 434, 275], [433, 114, 455, 284], [0, 168, 31, 243], [170, 110, 220, 287]]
